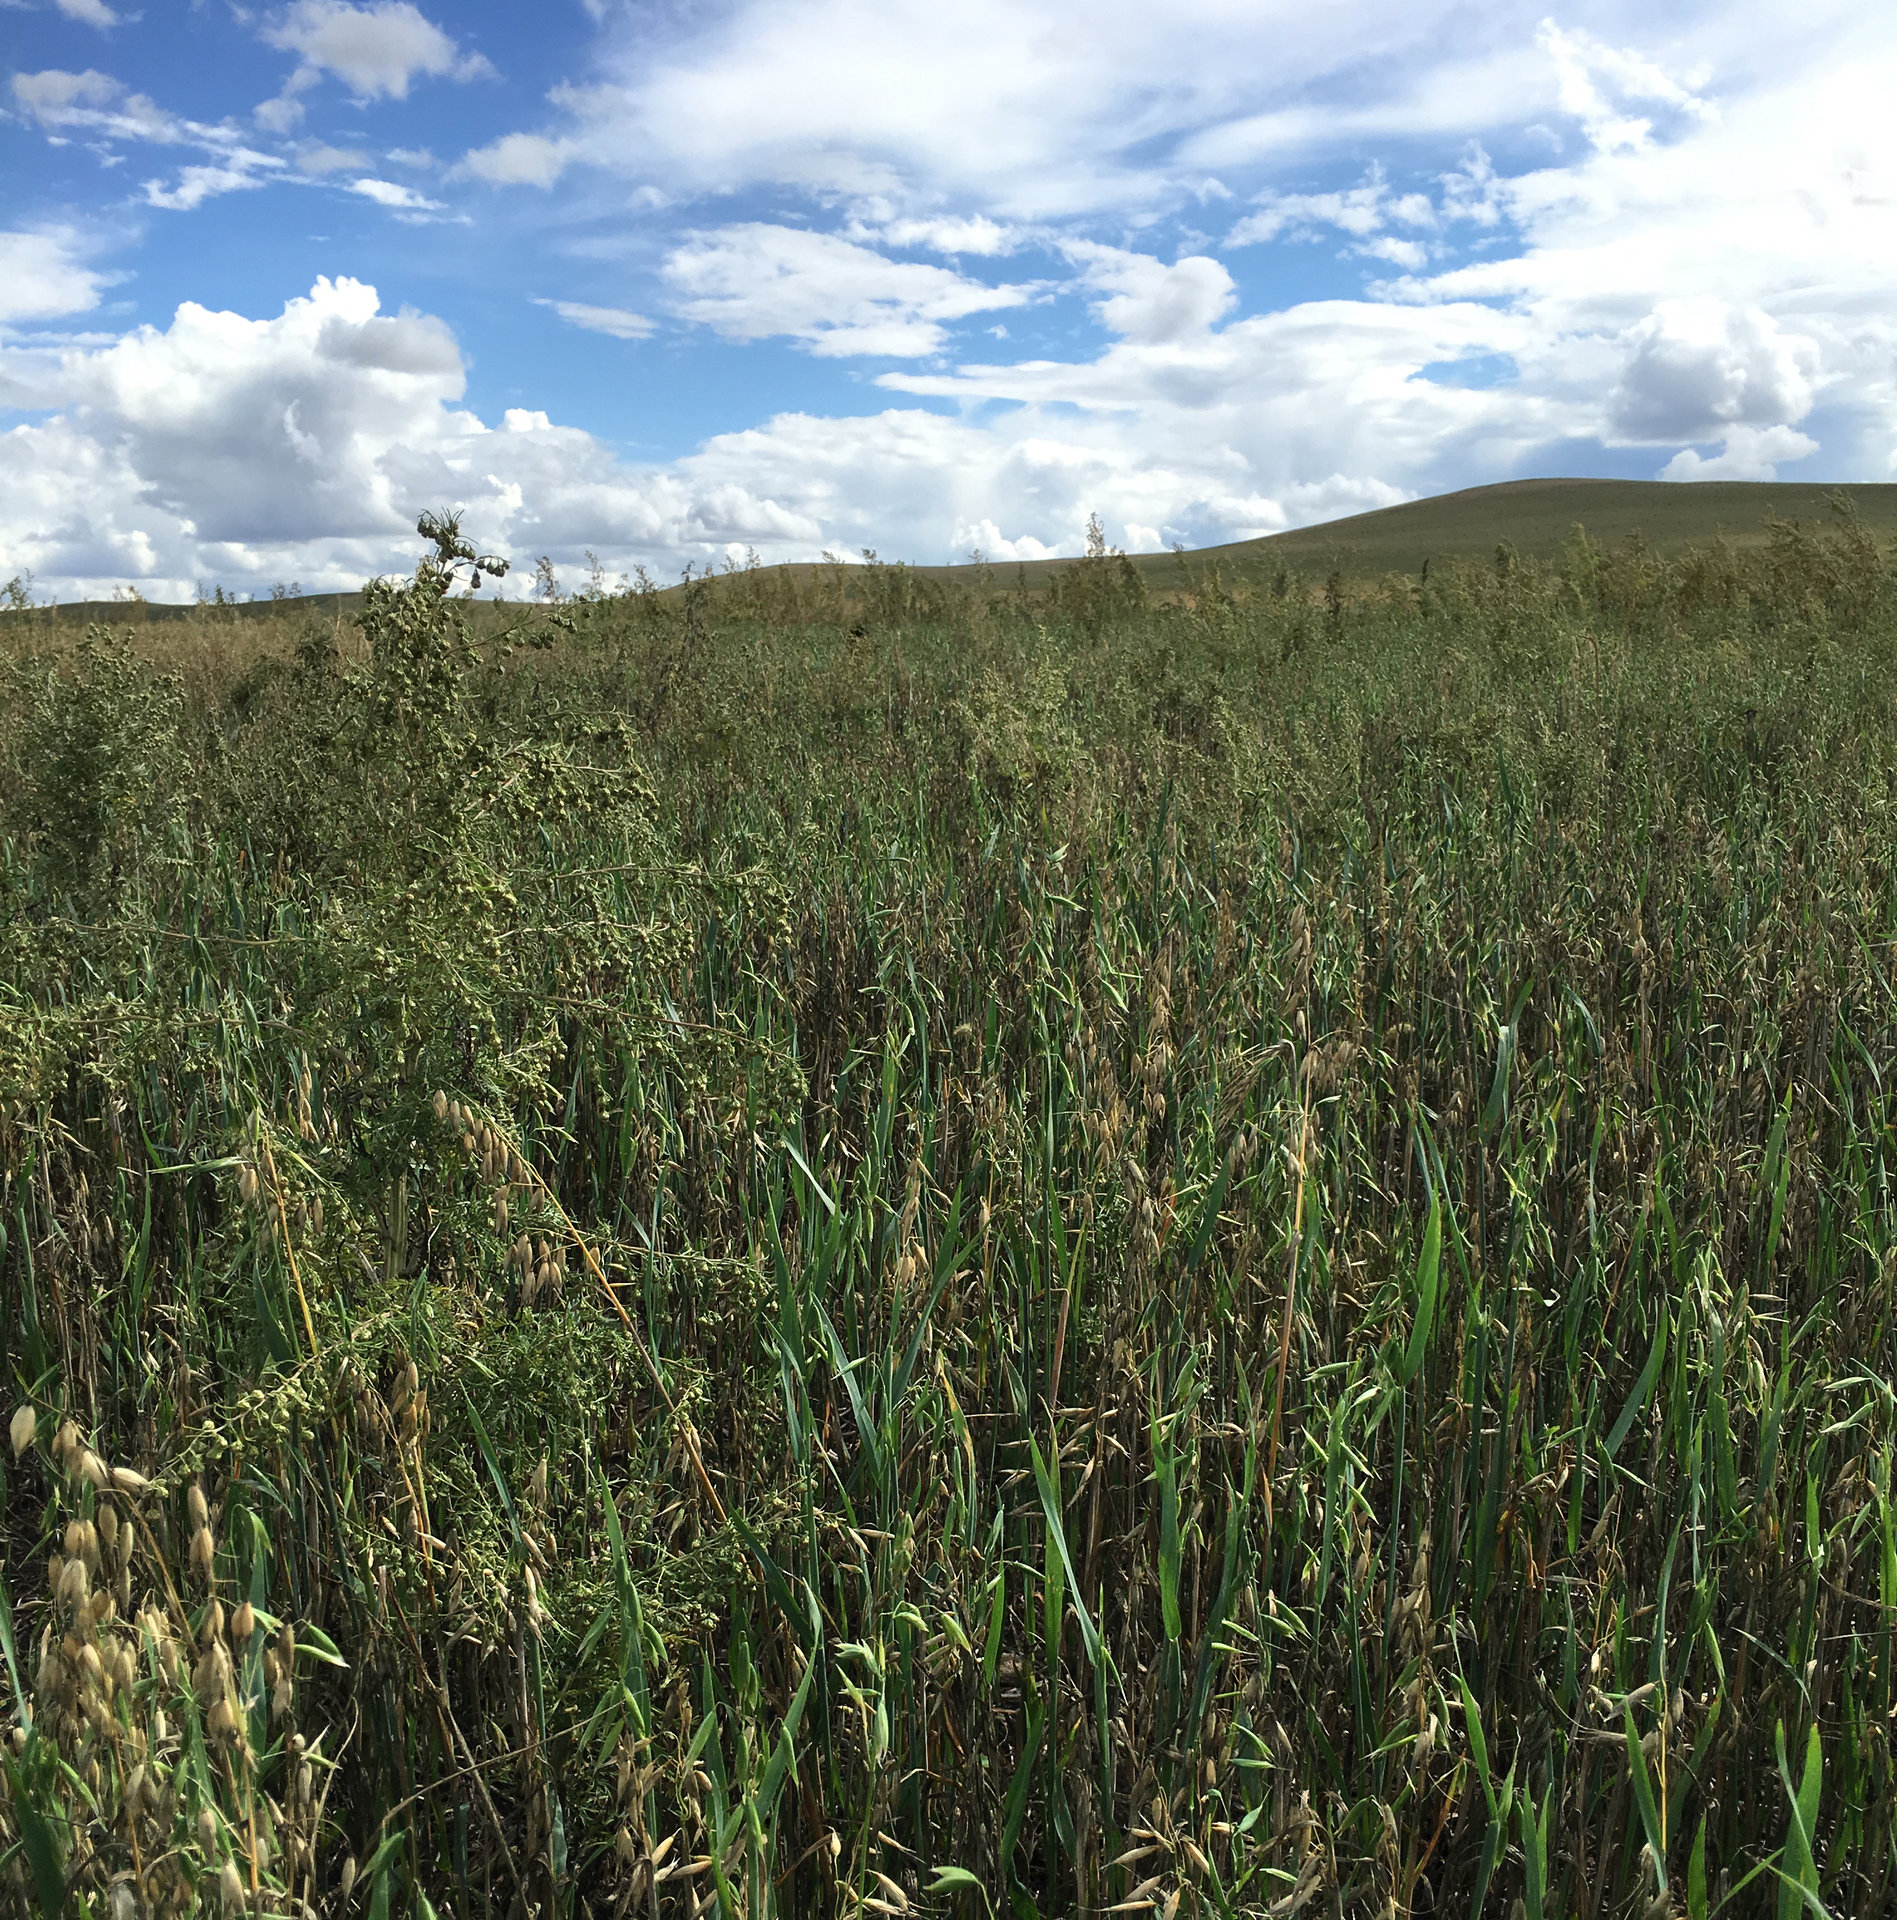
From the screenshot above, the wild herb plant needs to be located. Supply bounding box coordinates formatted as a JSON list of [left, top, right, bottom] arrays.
[[2, 514, 1896, 1917]]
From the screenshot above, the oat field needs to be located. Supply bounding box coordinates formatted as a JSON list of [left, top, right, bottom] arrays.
[[3, 510, 1897, 1919]]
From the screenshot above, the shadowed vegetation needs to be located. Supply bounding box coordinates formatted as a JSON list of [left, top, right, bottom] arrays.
[[3, 508, 1897, 1917]]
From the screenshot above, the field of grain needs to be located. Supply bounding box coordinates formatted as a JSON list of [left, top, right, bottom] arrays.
[[3, 508, 1897, 1918]]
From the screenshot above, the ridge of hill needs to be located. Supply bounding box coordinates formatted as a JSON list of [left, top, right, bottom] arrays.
[[13, 476, 1897, 623], [1174, 476, 1897, 584], [934, 477, 1897, 594]]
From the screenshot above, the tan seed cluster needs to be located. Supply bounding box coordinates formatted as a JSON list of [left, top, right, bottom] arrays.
[[510, 1231, 566, 1306], [1, 1416, 329, 1915], [434, 1090, 555, 1293]]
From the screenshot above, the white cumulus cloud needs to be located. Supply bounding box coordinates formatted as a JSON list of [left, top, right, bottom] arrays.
[[0, 231, 112, 329], [1065, 245, 1237, 343], [262, 0, 491, 96], [54, 0, 124, 29], [0, 278, 1429, 599], [868, 214, 1022, 256], [1660, 425, 1819, 482], [257, 0, 494, 129], [457, 131, 572, 188], [296, 143, 371, 175], [1609, 298, 1815, 445], [1538, 20, 1716, 157], [662, 225, 1036, 358]]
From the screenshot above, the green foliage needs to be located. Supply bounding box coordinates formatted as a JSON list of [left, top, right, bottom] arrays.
[[4, 514, 1897, 1916], [1040, 516, 1149, 632], [1, 626, 184, 889]]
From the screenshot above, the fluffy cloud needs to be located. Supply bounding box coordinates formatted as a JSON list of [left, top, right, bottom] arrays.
[[1538, 20, 1716, 156], [425, 0, 1897, 489], [1226, 168, 1437, 251], [0, 231, 111, 329], [870, 215, 1020, 257], [1380, 36, 1897, 475], [877, 290, 1560, 515], [1659, 425, 1819, 482], [12, 68, 185, 144], [3, 280, 462, 591], [11, 69, 294, 211], [296, 143, 372, 175], [0, 278, 1435, 598], [1065, 246, 1236, 343], [258, 0, 493, 130], [1609, 299, 1815, 444], [0, 279, 784, 595], [262, 0, 491, 96], [456, 132, 572, 189], [145, 157, 287, 212], [54, 0, 124, 29], [661, 226, 1035, 358]]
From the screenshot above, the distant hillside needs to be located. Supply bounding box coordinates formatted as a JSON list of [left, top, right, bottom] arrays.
[[1177, 477, 1897, 584], [12, 477, 1897, 623], [4, 590, 366, 627], [925, 477, 1897, 593]]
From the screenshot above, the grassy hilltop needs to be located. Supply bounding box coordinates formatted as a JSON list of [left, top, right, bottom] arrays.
[[1171, 476, 1897, 585], [896, 479, 1897, 598], [3, 509, 1897, 1917]]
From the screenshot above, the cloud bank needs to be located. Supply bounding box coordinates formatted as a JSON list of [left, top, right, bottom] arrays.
[[2, 1, 1895, 596], [0, 275, 1408, 595]]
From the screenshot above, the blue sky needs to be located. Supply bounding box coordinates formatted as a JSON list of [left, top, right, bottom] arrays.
[[2, 0, 1893, 597]]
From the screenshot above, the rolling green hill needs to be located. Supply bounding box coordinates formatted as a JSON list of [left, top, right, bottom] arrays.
[[14, 477, 1897, 624], [690, 476, 1897, 599], [922, 476, 1897, 594], [1170, 475, 1897, 584]]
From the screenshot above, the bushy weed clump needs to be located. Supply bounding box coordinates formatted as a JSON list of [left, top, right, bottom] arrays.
[[3, 516, 1897, 1917]]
